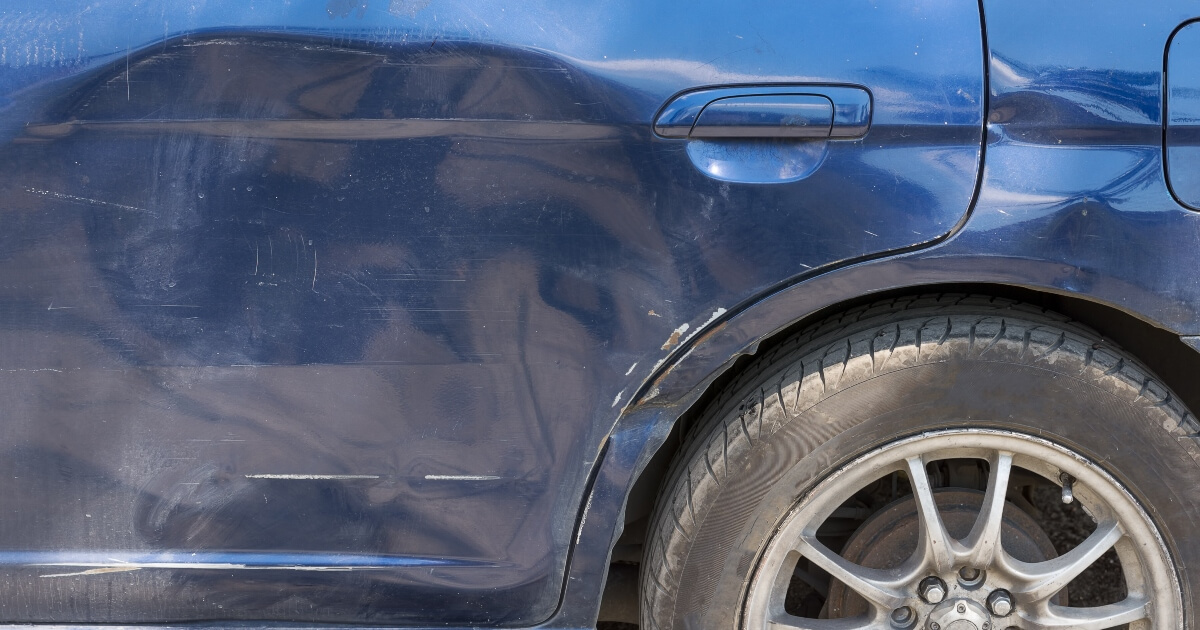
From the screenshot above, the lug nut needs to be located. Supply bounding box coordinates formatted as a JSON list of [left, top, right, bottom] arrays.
[[890, 606, 913, 626], [988, 589, 1014, 617], [918, 576, 947, 604]]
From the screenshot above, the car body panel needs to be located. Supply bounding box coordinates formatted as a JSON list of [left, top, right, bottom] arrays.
[[558, 2, 1200, 627], [0, 0, 984, 624], [4, 1, 1199, 629]]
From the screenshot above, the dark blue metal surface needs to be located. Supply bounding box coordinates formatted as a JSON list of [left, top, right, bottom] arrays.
[[10, 1, 1200, 629], [551, 3, 1200, 628], [0, 0, 983, 624], [1167, 21, 1200, 208]]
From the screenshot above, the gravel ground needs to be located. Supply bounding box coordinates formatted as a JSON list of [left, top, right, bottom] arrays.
[[1027, 484, 1127, 607]]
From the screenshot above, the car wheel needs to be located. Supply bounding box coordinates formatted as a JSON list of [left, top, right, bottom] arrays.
[[642, 295, 1195, 630]]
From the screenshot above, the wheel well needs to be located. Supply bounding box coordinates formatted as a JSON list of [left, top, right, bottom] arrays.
[[608, 282, 1200, 580]]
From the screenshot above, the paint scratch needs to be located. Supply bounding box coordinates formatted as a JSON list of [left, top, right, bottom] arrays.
[[25, 187, 154, 215], [39, 562, 381, 576], [661, 323, 690, 350], [43, 566, 142, 578], [680, 308, 727, 346], [423, 474, 500, 481], [244, 474, 379, 480], [576, 491, 595, 544], [2, 368, 63, 374]]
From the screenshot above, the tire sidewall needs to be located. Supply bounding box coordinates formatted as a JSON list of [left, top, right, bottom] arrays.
[[669, 350, 1199, 630]]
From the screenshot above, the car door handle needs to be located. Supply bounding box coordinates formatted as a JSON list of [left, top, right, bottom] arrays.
[[689, 95, 833, 138], [654, 85, 871, 140]]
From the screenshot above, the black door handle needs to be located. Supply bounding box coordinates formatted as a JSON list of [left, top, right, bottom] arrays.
[[654, 85, 871, 140]]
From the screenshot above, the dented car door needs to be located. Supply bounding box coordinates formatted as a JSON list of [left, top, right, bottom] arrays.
[[0, 0, 983, 623]]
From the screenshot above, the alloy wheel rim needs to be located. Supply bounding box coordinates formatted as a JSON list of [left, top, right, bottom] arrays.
[[742, 429, 1181, 630]]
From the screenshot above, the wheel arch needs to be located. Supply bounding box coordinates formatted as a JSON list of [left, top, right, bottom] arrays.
[[612, 279, 1200, 565], [579, 251, 1200, 626]]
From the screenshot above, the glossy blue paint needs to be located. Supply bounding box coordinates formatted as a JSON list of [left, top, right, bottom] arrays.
[[7, 1, 1199, 629], [683, 138, 833, 184], [1167, 21, 1200, 208], [552, 2, 1200, 627], [0, 0, 984, 623]]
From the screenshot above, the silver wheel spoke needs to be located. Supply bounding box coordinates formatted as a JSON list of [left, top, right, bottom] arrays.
[[904, 456, 955, 572], [1019, 597, 1148, 630], [768, 612, 883, 630], [742, 431, 1180, 630], [1003, 519, 1123, 603], [963, 450, 1013, 566], [795, 534, 906, 609]]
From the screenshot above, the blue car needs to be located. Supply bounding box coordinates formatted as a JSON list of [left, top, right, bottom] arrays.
[[2, 1, 1199, 628]]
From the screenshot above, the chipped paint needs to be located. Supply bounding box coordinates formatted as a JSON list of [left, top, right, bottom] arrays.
[[638, 312, 730, 407], [423, 474, 501, 481], [647, 309, 662, 317], [624, 362, 637, 376], [689, 320, 728, 350], [661, 323, 689, 350], [611, 389, 625, 408], [680, 308, 727, 346], [658, 308, 726, 352]]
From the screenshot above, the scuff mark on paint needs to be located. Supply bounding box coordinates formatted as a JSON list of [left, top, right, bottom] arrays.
[[42, 566, 143, 578], [661, 323, 690, 350], [681, 308, 727, 346], [244, 474, 379, 480]]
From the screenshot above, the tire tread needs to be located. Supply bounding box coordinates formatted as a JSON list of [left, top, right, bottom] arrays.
[[640, 293, 1196, 630]]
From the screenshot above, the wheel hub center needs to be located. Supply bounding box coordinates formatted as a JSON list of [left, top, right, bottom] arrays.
[[927, 598, 991, 630]]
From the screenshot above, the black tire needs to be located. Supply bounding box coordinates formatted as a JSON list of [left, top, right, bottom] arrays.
[[641, 294, 1199, 630]]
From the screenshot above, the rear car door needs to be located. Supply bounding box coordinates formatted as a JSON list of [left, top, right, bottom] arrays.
[[0, 0, 984, 624]]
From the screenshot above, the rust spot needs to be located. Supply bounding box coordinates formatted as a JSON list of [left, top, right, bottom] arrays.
[[661, 329, 684, 350], [691, 320, 727, 348], [650, 362, 678, 388], [648, 309, 662, 317], [638, 321, 729, 409]]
